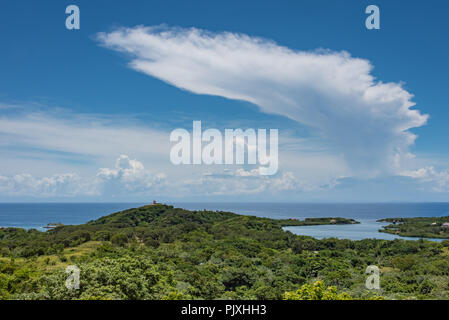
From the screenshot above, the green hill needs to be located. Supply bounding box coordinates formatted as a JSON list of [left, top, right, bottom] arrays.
[[0, 204, 448, 300]]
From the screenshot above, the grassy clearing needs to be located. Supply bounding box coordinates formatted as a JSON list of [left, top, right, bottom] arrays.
[[1, 241, 103, 272]]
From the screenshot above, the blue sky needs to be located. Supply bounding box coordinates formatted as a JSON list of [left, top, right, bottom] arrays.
[[0, 0, 448, 202]]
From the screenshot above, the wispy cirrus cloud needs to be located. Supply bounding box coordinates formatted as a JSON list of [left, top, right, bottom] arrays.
[[0, 108, 169, 162], [0, 103, 349, 199], [0, 106, 173, 182], [97, 25, 428, 177]]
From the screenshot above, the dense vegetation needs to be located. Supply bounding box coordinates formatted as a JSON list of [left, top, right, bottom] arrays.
[[0, 204, 448, 300], [278, 217, 359, 227], [379, 217, 449, 239]]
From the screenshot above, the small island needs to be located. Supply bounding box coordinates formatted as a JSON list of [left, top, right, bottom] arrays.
[[378, 216, 449, 239], [278, 217, 359, 227], [43, 222, 64, 230]]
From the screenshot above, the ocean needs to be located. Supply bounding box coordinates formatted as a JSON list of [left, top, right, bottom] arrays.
[[1, 202, 449, 241]]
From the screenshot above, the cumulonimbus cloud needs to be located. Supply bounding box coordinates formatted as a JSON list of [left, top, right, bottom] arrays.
[[97, 25, 428, 176]]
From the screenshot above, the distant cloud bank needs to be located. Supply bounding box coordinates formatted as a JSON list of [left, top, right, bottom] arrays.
[[0, 155, 166, 198]]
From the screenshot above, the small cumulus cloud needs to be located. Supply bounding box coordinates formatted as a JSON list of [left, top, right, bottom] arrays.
[[96, 154, 166, 193]]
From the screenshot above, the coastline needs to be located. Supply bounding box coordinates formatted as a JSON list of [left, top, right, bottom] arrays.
[[1, 202, 447, 242]]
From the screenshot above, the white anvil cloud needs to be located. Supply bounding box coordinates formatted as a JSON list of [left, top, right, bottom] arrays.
[[98, 25, 428, 176]]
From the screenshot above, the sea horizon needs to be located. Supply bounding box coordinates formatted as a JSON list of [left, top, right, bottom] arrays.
[[1, 202, 449, 241], [2, 201, 449, 204]]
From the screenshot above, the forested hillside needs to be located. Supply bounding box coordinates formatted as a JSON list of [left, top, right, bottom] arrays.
[[1, 204, 448, 300]]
